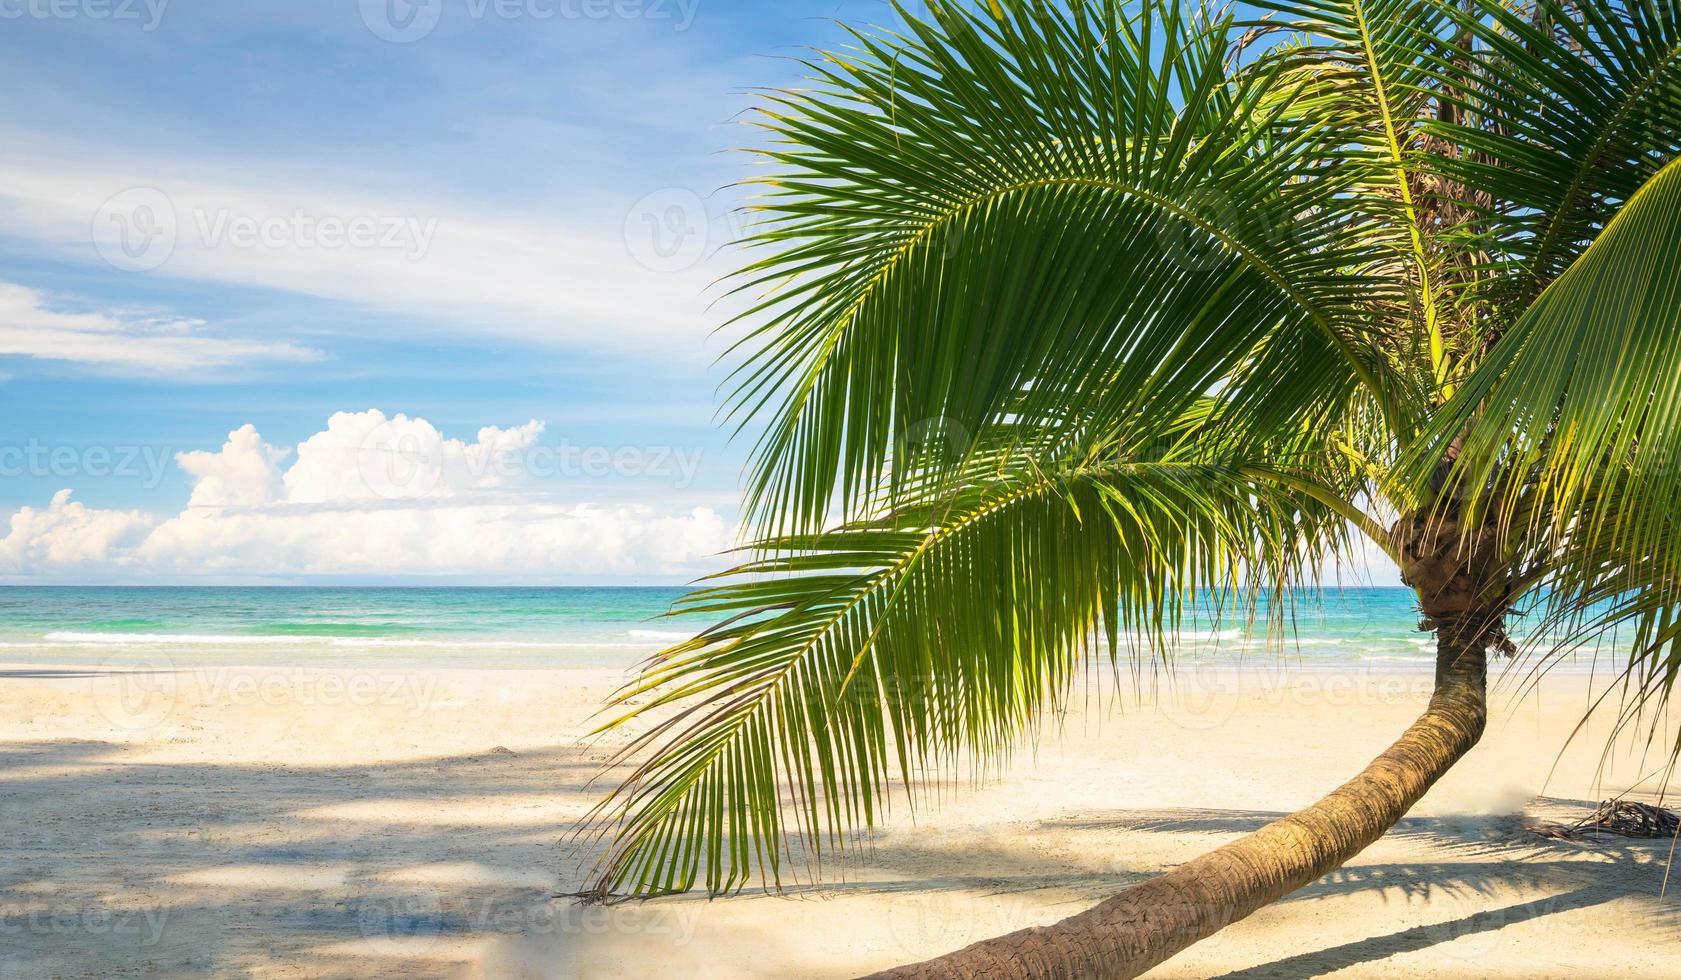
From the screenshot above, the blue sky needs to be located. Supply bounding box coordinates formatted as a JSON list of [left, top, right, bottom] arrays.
[[0, 0, 920, 582], [0, 0, 1401, 585]]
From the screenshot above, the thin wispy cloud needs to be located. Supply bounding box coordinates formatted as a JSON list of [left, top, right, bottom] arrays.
[[0, 131, 740, 358], [0, 281, 318, 373]]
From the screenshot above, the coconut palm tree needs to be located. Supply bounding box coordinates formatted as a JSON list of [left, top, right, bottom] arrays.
[[583, 0, 1681, 974]]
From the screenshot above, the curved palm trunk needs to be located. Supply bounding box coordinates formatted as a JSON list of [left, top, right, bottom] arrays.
[[866, 620, 1491, 979]]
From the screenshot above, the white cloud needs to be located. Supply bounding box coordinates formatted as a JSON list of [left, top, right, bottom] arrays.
[[0, 490, 156, 571], [0, 281, 318, 373], [176, 424, 289, 507], [281, 410, 547, 504], [0, 411, 735, 582], [0, 136, 735, 356]]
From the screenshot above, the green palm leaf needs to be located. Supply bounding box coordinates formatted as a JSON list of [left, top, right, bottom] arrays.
[[1251, 0, 1460, 386], [1398, 154, 1681, 737], [724, 0, 1405, 536], [578, 0, 1681, 960], [584, 440, 1350, 896], [1418, 0, 1681, 322]]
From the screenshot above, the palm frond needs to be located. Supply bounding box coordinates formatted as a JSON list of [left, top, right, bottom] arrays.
[[1397, 154, 1681, 748], [584, 443, 1353, 897], [581, 0, 1681, 912], [1251, 0, 1460, 388], [1417, 0, 1681, 325], [723, 0, 1405, 536]]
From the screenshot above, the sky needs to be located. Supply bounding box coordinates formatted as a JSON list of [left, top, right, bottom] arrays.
[[0, 0, 1403, 586], [0, 0, 874, 583]]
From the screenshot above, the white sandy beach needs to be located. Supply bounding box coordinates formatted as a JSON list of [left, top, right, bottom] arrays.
[[1, 661, 1677, 978]]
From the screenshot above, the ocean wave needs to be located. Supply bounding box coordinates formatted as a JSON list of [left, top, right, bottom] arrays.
[[627, 629, 697, 641], [44, 631, 300, 646], [35, 631, 659, 650], [1101, 628, 1246, 646]]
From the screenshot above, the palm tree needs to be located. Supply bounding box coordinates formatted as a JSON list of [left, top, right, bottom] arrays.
[[583, 0, 1681, 974]]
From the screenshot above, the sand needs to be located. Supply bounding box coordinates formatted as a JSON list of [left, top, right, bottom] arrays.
[[1, 660, 1678, 978]]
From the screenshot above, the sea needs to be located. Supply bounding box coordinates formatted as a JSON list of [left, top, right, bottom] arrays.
[[0, 586, 1622, 672]]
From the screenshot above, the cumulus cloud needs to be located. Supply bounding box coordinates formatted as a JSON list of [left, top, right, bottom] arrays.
[[282, 410, 548, 503], [177, 424, 289, 507], [0, 490, 156, 572], [0, 411, 734, 581], [0, 282, 318, 373]]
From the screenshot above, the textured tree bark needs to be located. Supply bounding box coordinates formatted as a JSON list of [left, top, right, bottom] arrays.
[[864, 617, 1492, 980]]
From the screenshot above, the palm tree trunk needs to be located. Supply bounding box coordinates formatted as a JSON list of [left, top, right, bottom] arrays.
[[865, 620, 1491, 979]]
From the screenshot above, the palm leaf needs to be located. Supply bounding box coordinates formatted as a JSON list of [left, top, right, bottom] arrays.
[[723, 0, 1405, 537], [1417, 0, 1681, 324], [583, 442, 1351, 897], [1251, 0, 1460, 387], [1397, 153, 1681, 749]]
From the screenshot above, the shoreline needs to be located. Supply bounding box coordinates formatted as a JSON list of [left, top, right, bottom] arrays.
[[0, 648, 1634, 676]]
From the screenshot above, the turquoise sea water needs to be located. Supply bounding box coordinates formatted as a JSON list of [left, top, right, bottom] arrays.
[[0, 587, 694, 668], [0, 586, 1614, 670]]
